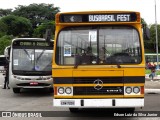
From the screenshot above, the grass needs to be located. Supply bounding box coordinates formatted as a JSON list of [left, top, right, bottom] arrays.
[[145, 69, 160, 75]]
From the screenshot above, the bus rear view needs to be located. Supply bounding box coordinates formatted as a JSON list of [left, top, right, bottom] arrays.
[[9, 38, 54, 93], [53, 11, 150, 112]]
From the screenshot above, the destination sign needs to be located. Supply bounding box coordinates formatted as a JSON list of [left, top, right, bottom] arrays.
[[13, 41, 53, 47], [89, 14, 131, 22], [60, 13, 137, 23], [19, 41, 49, 46]]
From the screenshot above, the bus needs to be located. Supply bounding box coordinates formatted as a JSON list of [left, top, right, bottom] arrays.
[[52, 11, 150, 112], [9, 38, 54, 93]]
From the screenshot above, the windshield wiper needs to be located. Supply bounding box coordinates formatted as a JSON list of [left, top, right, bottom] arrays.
[[23, 49, 31, 60], [102, 47, 110, 55], [36, 50, 45, 63]]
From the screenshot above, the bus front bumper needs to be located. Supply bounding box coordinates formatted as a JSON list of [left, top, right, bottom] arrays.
[[53, 98, 144, 108]]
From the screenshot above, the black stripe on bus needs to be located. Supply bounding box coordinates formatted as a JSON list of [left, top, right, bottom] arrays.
[[124, 76, 145, 83], [53, 76, 145, 84]]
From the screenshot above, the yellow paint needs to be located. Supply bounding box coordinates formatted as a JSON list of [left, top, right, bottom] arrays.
[[53, 11, 145, 101], [54, 84, 124, 87], [52, 67, 145, 77], [54, 95, 144, 99]]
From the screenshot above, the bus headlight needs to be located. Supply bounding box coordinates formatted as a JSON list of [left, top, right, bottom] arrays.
[[125, 87, 132, 94], [58, 87, 64, 94], [133, 87, 140, 94], [65, 87, 72, 94]]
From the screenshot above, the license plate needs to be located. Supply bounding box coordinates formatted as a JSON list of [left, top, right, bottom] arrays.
[[30, 82, 38, 85], [61, 101, 75, 105]]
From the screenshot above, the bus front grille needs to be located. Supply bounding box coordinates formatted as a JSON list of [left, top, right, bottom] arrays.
[[16, 83, 50, 86], [73, 86, 124, 95], [74, 77, 123, 84]]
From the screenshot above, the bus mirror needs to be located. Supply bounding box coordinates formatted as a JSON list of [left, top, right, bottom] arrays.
[[5, 57, 10, 62], [143, 25, 150, 40], [45, 29, 51, 43], [0, 56, 8, 66]]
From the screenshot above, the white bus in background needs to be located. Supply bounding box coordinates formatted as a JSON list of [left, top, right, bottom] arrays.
[[9, 38, 54, 93], [4, 46, 11, 59]]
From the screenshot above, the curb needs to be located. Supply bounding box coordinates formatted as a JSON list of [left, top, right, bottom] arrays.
[[145, 89, 160, 94], [145, 78, 160, 81]]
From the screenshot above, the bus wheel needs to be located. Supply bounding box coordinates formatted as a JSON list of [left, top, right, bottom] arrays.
[[69, 108, 79, 113], [49, 88, 53, 93], [13, 88, 20, 93]]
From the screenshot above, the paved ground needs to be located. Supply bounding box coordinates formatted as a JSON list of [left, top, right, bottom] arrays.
[[145, 74, 160, 89], [145, 74, 160, 94]]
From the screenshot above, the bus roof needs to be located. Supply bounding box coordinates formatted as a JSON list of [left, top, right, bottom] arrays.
[[56, 11, 140, 24], [57, 10, 139, 14]]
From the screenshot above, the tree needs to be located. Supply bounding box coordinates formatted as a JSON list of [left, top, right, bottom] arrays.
[[141, 18, 147, 25], [0, 35, 13, 55], [12, 3, 60, 29], [0, 9, 12, 18], [141, 18, 154, 52], [0, 21, 7, 37], [1, 15, 32, 37], [33, 21, 55, 38], [149, 24, 160, 51]]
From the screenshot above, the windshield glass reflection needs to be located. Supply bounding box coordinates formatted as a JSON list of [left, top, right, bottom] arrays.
[[56, 26, 141, 65], [13, 49, 52, 71]]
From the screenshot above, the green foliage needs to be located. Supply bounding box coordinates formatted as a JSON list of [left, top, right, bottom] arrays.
[[0, 35, 13, 55], [148, 24, 160, 50], [33, 21, 55, 38], [0, 21, 7, 37], [0, 15, 32, 37], [0, 9, 12, 17], [0, 3, 60, 55], [145, 49, 155, 53], [142, 16, 160, 52], [1, 4, 159, 55], [141, 18, 147, 25], [12, 3, 60, 29]]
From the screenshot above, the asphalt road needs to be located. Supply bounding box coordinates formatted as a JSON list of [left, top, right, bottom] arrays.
[[0, 73, 160, 120]]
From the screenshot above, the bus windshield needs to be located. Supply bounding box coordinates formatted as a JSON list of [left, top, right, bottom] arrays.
[[56, 26, 141, 65], [13, 49, 52, 74]]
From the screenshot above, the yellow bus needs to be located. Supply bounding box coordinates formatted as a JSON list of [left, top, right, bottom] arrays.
[[52, 11, 150, 112]]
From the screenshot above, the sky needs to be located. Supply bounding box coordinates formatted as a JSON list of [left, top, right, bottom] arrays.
[[0, 0, 160, 25]]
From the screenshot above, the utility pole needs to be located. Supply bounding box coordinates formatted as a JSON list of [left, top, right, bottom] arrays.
[[155, 0, 159, 69]]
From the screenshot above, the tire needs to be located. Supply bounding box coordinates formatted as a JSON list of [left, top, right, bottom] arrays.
[[49, 88, 54, 93], [69, 108, 79, 113], [13, 88, 20, 93]]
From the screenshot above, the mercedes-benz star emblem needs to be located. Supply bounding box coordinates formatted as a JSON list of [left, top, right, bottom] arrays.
[[93, 79, 103, 90]]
